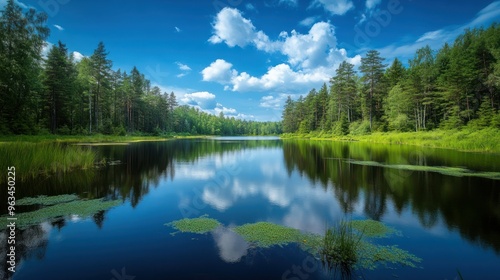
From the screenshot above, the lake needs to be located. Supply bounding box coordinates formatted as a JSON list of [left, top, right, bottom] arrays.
[[1, 137, 500, 279]]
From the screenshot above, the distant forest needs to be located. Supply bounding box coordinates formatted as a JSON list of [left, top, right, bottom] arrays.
[[0, 0, 281, 136], [282, 24, 500, 135]]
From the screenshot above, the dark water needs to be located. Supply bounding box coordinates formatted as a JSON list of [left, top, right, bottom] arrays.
[[1, 137, 500, 280]]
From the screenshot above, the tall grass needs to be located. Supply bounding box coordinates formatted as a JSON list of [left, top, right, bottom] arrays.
[[320, 221, 364, 279], [0, 142, 96, 181]]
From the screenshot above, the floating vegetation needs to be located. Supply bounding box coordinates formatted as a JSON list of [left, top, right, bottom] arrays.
[[16, 194, 80, 206], [1, 197, 121, 229], [166, 215, 221, 234], [233, 222, 312, 248], [349, 219, 399, 238], [346, 160, 500, 180], [165, 216, 421, 272]]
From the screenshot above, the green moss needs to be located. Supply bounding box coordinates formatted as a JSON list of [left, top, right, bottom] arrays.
[[166, 215, 221, 234], [347, 160, 500, 180], [2, 198, 122, 229], [349, 220, 399, 238], [16, 194, 80, 206], [357, 242, 422, 269]]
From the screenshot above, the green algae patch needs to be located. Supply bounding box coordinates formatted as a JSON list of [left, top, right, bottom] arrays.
[[17, 194, 80, 206], [357, 242, 422, 269], [233, 222, 312, 248], [166, 216, 221, 234], [349, 220, 399, 238], [347, 160, 500, 180], [2, 198, 122, 229]]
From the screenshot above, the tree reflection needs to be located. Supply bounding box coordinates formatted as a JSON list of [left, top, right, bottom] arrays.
[[282, 140, 500, 253]]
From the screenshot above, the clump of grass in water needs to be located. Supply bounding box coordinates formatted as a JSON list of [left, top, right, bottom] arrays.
[[0, 142, 96, 181], [320, 221, 363, 278], [233, 222, 307, 248], [166, 215, 221, 234]]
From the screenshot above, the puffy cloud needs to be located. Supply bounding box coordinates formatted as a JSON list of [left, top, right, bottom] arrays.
[[180, 91, 217, 109], [201, 59, 237, 83], [309, 0, 354, 16], [260, 95, 285, 109], [208, 7, 280, 52]]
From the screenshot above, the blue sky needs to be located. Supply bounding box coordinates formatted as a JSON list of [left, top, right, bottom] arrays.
[[3, 0, 500, 121]]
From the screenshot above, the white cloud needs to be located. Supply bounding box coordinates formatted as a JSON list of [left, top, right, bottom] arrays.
[[208, 7, 280, 52], [176, 73, 186, 78], [176, 62, 191, 71], [299, 16, 319, 27], [41, 41, 53, 58], [201, 59, 237, 83], [260, 95, 285, 109], [279, 0, 298, 7], [206, 9, 360, 92], [175, 26, 181, 32], [365, 0, 381, 10], [309, 0, 354, 16], [72, 51, 84, 62], [53, 24, 64, 31], [215, 103, 237, 115], [180, 91, 217, 109]]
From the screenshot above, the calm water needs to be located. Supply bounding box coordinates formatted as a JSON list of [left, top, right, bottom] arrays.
[[1, 137, 500, 279]]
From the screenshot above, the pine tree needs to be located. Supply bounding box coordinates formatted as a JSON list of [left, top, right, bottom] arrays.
[[360, 50, 386, 130], [90, 42, 112, 131]]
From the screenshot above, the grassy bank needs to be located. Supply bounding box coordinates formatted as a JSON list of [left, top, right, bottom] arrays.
[[282, 128, 500, 153], [0, 142, 96, 181]]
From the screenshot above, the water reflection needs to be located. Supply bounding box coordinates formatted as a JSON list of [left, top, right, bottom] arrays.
[[212, 226, 249, 263]]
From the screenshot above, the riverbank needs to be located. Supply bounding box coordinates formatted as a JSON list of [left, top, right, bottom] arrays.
[[281, 128, 500, 153]]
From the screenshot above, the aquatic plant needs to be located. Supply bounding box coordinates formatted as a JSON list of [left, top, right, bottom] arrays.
[[347, 160, 500, 180], [2, 198, 121, 229], [320, 221, 363, 278], [16, 194, 80, 206], [165, 217, 421, 271], [349, 219, 399, 238], [166, 215, 221, 234], [0, 142, 96, 181]]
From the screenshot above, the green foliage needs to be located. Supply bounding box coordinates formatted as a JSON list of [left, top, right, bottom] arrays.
[[233, 222, 307, 248], [0, 142, 96, 181]]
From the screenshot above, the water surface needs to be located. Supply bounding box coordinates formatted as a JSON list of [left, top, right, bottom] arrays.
[[1, 137, 499, 279]]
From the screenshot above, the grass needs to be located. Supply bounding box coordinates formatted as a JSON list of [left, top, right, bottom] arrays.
[[165, 217, 421, 272], [0, 142, 96, 181], [16, 194, 80, 206], [320, 221, 363, 278], [282, 128, 500, 153], [1, 195, 122, 229], [347, 160, 500, 180]]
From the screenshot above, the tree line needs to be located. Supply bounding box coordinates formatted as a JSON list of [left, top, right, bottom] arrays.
[[282, 23, 500, 135], [0, 0, 281, 136]]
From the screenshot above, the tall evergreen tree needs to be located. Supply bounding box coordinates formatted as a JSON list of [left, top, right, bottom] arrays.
[[360, 50, 386, 130]]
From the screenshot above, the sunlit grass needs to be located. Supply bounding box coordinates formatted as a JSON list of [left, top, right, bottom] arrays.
[[0, 142, 96, 181]]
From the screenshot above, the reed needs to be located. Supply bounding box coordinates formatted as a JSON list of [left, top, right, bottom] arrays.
[[0, 142, 96, 181]]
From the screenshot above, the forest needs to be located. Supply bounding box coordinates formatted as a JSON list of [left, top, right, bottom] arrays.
[[282, 24, 500, 135], [0, 0, 281, 136]]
